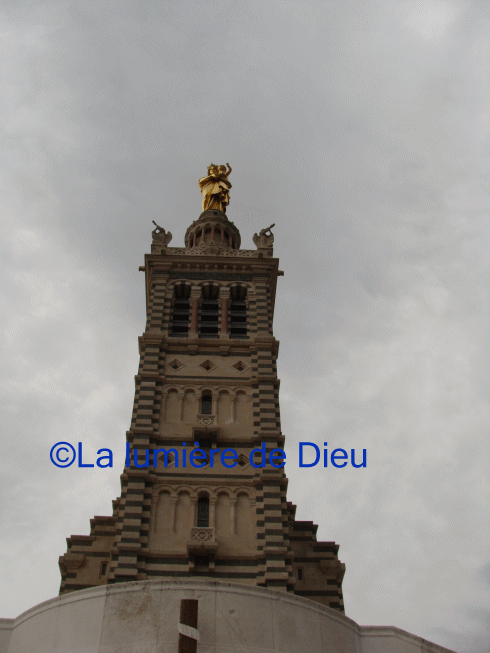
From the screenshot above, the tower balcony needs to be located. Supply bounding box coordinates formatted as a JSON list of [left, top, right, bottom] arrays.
[[196, 413, 216, 426], [190, 527, 216, 543], [187, 527, 218, 556]]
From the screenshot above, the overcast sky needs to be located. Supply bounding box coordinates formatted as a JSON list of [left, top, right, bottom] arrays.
[[1, 1, 489, 651]]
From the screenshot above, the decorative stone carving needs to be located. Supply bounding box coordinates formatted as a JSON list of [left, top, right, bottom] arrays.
[[232, 361, 249, 373], [151, 221, 173, 253], [197, 414, 216, 426], [253, 224, 275, 249], [191, 527, 215, 542], [59, 552, 85, 574], [190, 242, 228, 256], [320, 559, 346, 582], [168, 359, 184, 371], [152, 221, 173, 245], [199, 360, 216, 372], [166, 247, 256, 257]]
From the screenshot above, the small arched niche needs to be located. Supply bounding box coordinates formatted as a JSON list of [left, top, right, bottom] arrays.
[[234, 390, 249, 424], [156, 491, 172, 532], [165, 389, 180, 423], [236, 493, 253, 540], [175, 491, 192, 535], [217, 390, 232, 424], [215, 492, 231, 537], [182, 389, 196, 424]]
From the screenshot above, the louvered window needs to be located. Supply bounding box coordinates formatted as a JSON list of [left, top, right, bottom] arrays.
[[171, 298, 190, 336], [229, 300, 247, 338], [199, 299, 219, 337]]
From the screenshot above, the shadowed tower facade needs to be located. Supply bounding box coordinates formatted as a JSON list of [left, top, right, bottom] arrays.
[[59, 169, 345, 612]]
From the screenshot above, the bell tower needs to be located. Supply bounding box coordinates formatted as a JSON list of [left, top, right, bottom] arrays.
[[59, 167, 346, 612]]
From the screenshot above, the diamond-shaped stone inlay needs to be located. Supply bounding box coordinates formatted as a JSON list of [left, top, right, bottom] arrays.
[[232, 361, 249, 373], [200, 360, 216, 372], [168, 359, 184, 371], [237, 454, 248, 468], [157, 451, 175, 467]]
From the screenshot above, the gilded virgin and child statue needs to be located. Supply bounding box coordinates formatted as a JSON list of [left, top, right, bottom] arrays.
[[198, 163, 232, 213]]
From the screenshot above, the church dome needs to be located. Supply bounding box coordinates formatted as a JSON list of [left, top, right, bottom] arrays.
[[184, 209, 241, 251]]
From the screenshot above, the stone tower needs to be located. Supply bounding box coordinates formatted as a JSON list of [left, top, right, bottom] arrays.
[[59, 202, 346, 612]]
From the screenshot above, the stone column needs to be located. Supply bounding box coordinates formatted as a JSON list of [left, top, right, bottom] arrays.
[[170, 496, 178, 532], [221, 301, 228, 333], [219, 287, 230, 339], [179, 390, 185, 421], [230, 498, 237, 535], [161, 392, 168, 423], [151, 495, 159, 533], [210, 497, 217, 529], [190, 497, 198, 527], [189, 287, 201, 337]]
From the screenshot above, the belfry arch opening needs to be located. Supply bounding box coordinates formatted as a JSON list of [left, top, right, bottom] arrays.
[[199, 285, 220, 338], [170, 283, 190, 336], [229, 285, 247, 339]]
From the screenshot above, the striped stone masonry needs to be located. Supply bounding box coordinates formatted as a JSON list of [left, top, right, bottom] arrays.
[[58, 209, 346, 613]]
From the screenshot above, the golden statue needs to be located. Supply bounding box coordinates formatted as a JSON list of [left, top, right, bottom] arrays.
[[198, 163, 232, 213]]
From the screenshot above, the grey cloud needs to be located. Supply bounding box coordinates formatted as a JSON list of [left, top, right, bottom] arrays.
[[1, 2, 489, 652]]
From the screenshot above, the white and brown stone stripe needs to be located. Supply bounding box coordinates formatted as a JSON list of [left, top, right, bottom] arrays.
[[255, 478, 289, 590], [148, 280, 167, 329], [161, 285, 175, 333], [254, 280, 272, 334], [109, 476, 151, 581]]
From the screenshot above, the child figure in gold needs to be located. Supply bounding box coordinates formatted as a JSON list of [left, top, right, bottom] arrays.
[[198, 163, 232, 213]]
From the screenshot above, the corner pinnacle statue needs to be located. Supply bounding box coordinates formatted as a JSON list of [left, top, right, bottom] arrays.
[[198, 163, 232, 212]]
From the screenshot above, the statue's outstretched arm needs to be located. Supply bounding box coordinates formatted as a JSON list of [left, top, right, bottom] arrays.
[[226, 163, 232, 176]]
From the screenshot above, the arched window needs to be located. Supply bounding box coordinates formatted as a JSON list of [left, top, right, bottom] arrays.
[[229, 285, 247, 338], [170, 284, 190, 336], [201, 394, 212, 415], [197, 496, 210, 527]]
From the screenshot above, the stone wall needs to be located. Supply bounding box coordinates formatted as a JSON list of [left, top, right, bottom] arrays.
[[2, 580, 455, 653]]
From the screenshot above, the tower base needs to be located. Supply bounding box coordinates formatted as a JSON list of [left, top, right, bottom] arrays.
[[1, 579, 455, 653]]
